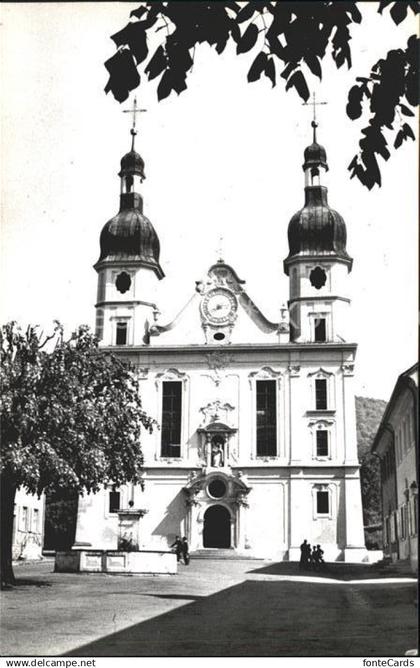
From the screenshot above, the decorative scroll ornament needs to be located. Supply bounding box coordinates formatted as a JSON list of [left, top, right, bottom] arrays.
[[204, 352, 234, 387], [199, 400, 235, 428], [234, 490, 250, 508]]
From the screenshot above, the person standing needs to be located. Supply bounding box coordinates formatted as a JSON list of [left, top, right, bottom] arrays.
[[314, 544, 325, 570], [181, 536, 190, 565], [170, 535, 182, 562], [299, 539, 311, 570]]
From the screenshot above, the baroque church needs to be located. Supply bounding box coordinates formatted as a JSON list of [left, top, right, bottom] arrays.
[[74, 109, 367, 562]]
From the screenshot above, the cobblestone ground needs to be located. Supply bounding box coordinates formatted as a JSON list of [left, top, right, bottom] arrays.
[[0, 558, 417, 657]]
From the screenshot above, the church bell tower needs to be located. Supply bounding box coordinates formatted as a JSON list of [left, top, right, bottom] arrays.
[[284, 117, 352, 344], [94, 100, 164, 346]]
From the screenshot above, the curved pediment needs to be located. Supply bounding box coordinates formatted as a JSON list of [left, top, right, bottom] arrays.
[[198, 421, 237, 434], [183, 469, 251, 496]]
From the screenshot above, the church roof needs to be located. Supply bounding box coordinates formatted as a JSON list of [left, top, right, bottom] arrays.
[[95, 123, 163, 278], [285, 185, 351, 268], [97, 208, 163, 276]]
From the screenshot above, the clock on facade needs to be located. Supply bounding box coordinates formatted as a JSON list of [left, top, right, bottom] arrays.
[[201, 288, 238, 325]]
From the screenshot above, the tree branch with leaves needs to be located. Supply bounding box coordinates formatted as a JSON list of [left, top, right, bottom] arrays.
[[104, 1, 418, 189], [0, 322, 154, 587]]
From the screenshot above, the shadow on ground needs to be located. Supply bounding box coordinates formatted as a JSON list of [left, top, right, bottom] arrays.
[[247, 561, 413, 581], [3, 579, 53, 589], [66, 579, 417, 657], [143, 594, 204, 601]]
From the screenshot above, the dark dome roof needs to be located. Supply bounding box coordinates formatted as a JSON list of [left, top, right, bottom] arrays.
[[303, 142, 328, 171], [285, 186, 352, 270], [119, 150, 145, 180], [98, 208, 162, 271]]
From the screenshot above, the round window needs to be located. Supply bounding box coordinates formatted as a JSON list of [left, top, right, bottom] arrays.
[[208, 479, 227, 499]]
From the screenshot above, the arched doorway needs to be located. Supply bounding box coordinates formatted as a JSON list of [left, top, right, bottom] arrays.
[[203, 505, 231, 548]]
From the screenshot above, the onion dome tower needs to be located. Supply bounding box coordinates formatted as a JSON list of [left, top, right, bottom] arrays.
[[94, 100, 164, 346], [284, 118, 353, 343]]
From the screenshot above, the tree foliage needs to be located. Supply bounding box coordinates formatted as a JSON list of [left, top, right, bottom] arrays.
[[355, 395, 387, 529], [104, 1, 418, 189], [0, 322, 154, 586]]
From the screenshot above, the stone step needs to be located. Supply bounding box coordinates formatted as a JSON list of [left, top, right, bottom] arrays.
[[190, 549, 261, 561]]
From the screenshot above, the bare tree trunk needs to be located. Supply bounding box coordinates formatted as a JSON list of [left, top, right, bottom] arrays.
[[1, 474, 17, 587]]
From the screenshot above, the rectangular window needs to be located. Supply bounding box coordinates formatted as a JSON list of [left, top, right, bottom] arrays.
[[400, 507, 405, 539], [116, 321, 127, 345], [20, 506, 28, 531], [315, 379, 328, 410], [314, 318, 326, 342], [161, 381, 182, 457], [32, 508, 40, 533], [256, 380, 277, 457], [316, 430, 329, 457], [109, 491, 121, 514], [316, 491, 329, 514]]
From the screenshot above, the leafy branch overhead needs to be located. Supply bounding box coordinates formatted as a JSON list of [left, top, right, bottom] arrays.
[[105, 1, 419, 188]]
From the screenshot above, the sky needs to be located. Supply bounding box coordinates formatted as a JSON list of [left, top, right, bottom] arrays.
[[1, 2, 418, 401]]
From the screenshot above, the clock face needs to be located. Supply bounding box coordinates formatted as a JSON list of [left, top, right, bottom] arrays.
[[201, 289, 237, 324]]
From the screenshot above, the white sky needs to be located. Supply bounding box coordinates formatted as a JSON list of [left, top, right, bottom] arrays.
[[1, 2, 418, 401]]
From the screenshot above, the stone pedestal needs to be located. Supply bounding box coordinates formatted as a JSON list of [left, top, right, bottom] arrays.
[[55, 549, 177, 574], [117, 509, 147, 551]]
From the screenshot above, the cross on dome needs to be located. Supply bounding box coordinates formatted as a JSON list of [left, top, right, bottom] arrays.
[[123, 96, 147, 150], [303, 92, 327, 142]]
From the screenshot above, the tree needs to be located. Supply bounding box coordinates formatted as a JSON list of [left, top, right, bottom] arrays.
[[355, 395, 387, 531], [0, 322, 154, 587], [104, 1, 418, 189]]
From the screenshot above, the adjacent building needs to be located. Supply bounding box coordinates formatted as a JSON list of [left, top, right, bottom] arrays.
[[12, 489, 45, 561], [73, 116, 367, 562], [371, 363, 418, 572]]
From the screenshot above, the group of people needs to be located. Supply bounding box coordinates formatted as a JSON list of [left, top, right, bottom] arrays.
[[299, 539, 325, 570], [170, 536, 190, 565]]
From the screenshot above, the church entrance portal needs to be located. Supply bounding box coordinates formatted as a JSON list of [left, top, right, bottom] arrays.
[[203, 505, 231, 548]]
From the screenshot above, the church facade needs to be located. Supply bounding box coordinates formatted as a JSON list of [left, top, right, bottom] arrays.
[[74, 117, 367, 562]]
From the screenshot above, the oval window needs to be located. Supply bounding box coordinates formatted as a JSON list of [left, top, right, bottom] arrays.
[[208, 479, 227, 499], [214, 332, 225, 341], [309, 266, 327, 290], [115, 271, 131, 294]]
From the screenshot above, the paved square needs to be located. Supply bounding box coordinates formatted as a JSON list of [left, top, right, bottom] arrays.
[[1, 559, 417, 656]]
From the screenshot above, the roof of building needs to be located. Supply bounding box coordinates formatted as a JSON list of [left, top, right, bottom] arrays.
[[97, 208, 163, 277], [371, 363, 418, 454], [285, 185, 351, 265]]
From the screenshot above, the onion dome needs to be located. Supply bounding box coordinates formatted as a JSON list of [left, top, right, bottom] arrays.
[[303, 126, 328, 172], [285, 186, 351, 267], [119, 149, 145, 181], [98, 209, 163, 276]]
